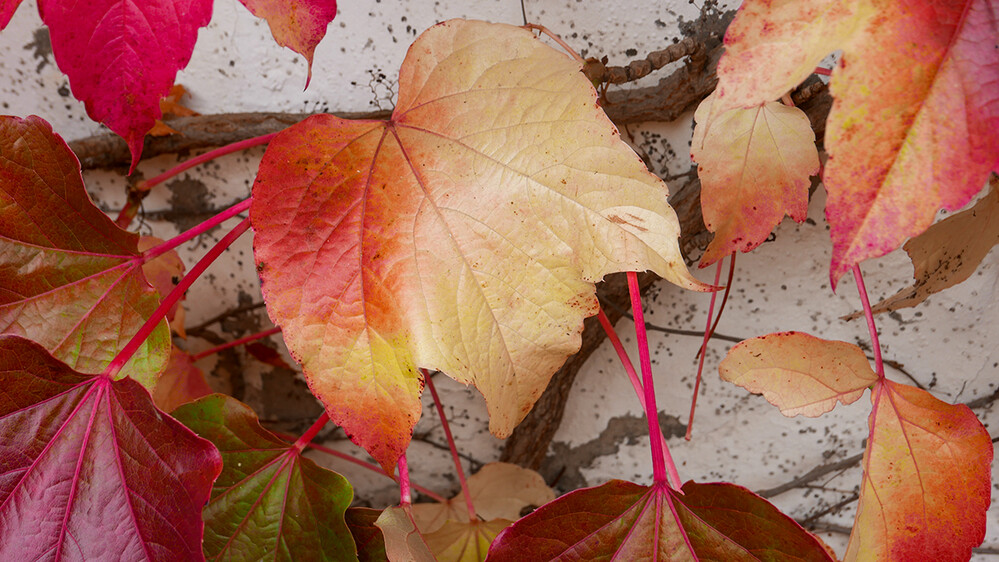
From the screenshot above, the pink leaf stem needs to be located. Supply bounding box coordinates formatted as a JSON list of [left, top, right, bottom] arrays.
[[141, 197, 252, 262], [596, 308, 681, 490], [852, 264, 885, 378], [398, 453, 412, 506], [103, 217, 252, 379], [140, 133, 278, 190], [423, 369, 476, 520], [627, 271, 669, 485], [191, 326, 282, 360], [686, 258, 725, 440], [280, 434, 448, 502], [293, 411, 330, 451]]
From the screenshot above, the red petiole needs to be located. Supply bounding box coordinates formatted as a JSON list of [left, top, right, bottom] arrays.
[[424, 370, 476, 519]]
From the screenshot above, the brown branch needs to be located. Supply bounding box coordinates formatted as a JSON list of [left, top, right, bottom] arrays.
[[757, 453, 864, 498]]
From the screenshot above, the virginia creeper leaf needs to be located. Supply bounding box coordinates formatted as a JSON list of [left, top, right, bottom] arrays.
[[844, 379, 992, 560], [487, 480, 834, 561], [845, 178, 999, 319], [152, 347, 213, 413], [719, 331, 878, 417], [246, 341, 294, 369], [236, 0, 338, 85], [424, 518, 511, 562], [0, 0, 22, 29], [36, 0, 213, 170], [691, 92, 819, 266], [0, 115, 170, 386], [252, 19, 705, 472], [0, 335, 222, 560], [375, 506, 436, 562], [139, 235, 187, 335], [412, 462, 554, 534], [713, 0, 999, 287], [172, 394, 356, 562], [346, 507, 387, 562]]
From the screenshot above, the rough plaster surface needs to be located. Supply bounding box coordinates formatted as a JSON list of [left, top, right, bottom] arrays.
[[1, 0, 996, 557]]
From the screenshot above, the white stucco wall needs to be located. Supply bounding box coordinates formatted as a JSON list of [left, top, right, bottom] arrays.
[[1, 0, 996, 558]]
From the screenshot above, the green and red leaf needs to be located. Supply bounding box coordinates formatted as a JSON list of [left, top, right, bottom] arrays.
[[173, 394, 356, 562], [691, 93, 819, 265], [845, 379, 992, 560], [0, 115, 170, 387], [36, 0, 213, 170], [719, 331, 878, 417], [251, 19, 705, 472], [0, 335, 221, 560], [487, 480, 834, 561], [713, 0, 999, 287]]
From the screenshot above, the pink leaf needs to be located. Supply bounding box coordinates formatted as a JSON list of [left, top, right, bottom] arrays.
[[37, 0, 213, 171]]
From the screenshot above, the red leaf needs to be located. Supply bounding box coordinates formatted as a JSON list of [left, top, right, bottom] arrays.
[[152, 347, 213, 412], [36, 0, 213, 170], [251, 19, 703, 472], [845, 379, 992, 560], [0, 115, 170, 386], [713, 0, 999, 287], [488, 480, 834, 560], [0, 335, 221, 560], [0, 0, 23, 29], [172, 394, 356, 561], [237, 0, 337, 85]]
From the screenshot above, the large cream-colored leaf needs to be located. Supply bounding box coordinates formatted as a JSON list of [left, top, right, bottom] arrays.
[[251, 19, 706, 471]]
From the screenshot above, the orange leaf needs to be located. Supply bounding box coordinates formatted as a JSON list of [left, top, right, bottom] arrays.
[[845, 379, 992, 560], [152, 347, 213, 412], [713, 0, 999, 287], [719, 331, 878, 417], [691, 92, 819, 265], [251, 19, 706, 471]]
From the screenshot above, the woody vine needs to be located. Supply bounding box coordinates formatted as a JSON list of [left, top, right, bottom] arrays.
[[0, 1, 996, 561]]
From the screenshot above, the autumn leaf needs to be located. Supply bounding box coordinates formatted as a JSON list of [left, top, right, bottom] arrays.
[[375, 506, 436, 562], [251, 19, 705, 472], [0, 0, 22, 29], [487, 480, 834, 561], [139, 235, 187, 335], [411, 462, 554, 534], [691, 92, 819, 266], [36, 0, 213, 170], [845, 178, 999, 320], [0, 335, 221, 560], [719, 331, 878, 417], [845, 379, 992, 560], [149, 84, 200, 137], [712, 0, 999, 287], [246, 341, 294, 369], [152, 347, 214, 412], [237, 0, 338, 85], [173, 394, 357, 562], [346, 507, 388, 562], [0, 115, 170, 386], [424, 518, 511, 561]]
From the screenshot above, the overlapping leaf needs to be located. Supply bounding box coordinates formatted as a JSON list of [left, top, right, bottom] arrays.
[[173, 394, 356, 562], [375, 506, 436, 562], [346, 508, 388, 562], [252, 18, 705, 472], [719, 331, 878, 417], [425, 518, 511, 561], [36, 0, 213, 170], [0, 335, 221, 560], [487, 480, 834, 561], [691, 92, 819, 265], [152, 347, 214, 412], [712, 0, 999, 287], [0, 115, 170, 386], [845, 179, 999, 319], [411, 462, 554, 533], [237, 0, 338, 84], [845, 379, 992, 560], [139, 235, 188, 335]]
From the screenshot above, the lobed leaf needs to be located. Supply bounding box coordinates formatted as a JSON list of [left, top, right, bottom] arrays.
[[719, 331, 878, 417], [251, 19, 705, 472], [845, 379, 992, 560], [691, 92, 819, 266], [36, 0, 213, 170], [487, 479, 834, 561], [412, 462, 555, 533], [845, 178, 999, 319], [0, 115, 170, 386], [237, 0, 338, 85], [713, 0, 999, 287], [0, 335, 221, 560], [173, 394, 356, 562]]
